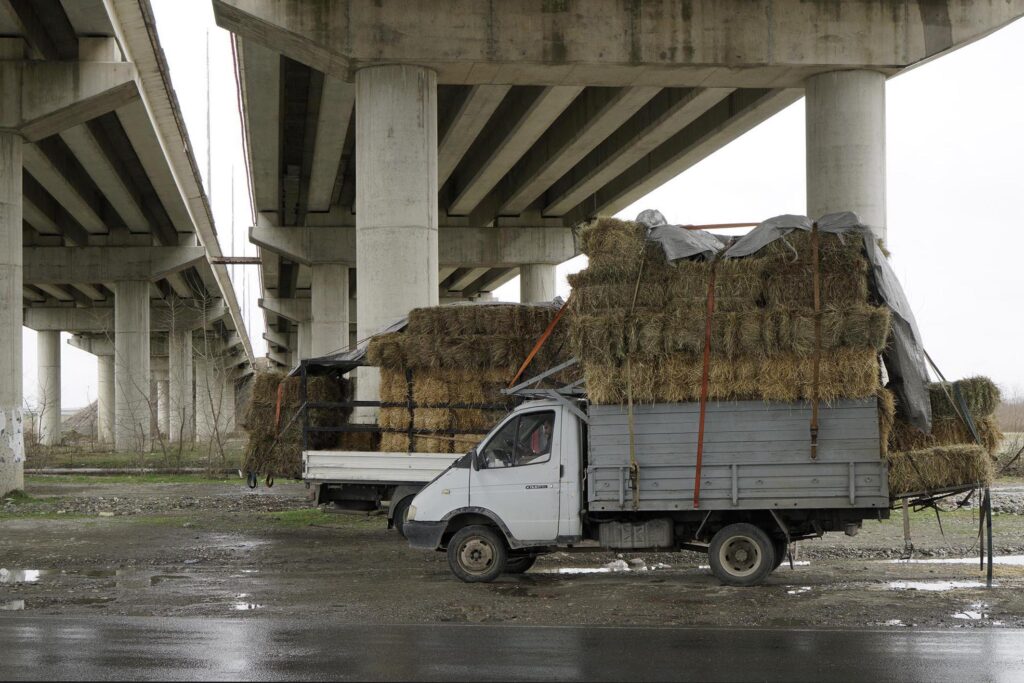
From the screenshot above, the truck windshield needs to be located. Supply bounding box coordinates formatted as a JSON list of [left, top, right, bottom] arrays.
[[479, 411, 555, 469]]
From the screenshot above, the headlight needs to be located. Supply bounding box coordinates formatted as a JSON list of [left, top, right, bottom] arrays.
[[406, 505, 417, 521]]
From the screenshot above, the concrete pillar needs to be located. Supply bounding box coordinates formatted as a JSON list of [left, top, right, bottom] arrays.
[[168, 329, 193, 443], [311, 263, 349, 356], [113, 280, 151, 451], [221, 376, 236, 433], [520, 264, 557, 303], [805, 70, 887, 242], [297, 320, 312, 362], [0, 132, 23, 495], [37, 330, 62, 446], [156, 378, 169, 438], [97, 355, 114, 444], [194, 353, 228, 441], [355, 64, 438, 417]]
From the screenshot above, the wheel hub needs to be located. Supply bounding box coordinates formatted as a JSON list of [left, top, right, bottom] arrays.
[[720, 536, 760, 577], [459, 538, 494, 574]]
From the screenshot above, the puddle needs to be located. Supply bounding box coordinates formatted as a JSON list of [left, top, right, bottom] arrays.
[[536, 560, 675, 575], [699, 561, 810, 570], [232, 603, 263, 611], [883, 619, 906, 627], [0, 600, 25, 611], [0, 568, 129, 584], [886, 555, 1024, 566], [887, 580, 988, 591], [0, 569, 44, 584], [150, 575, 189, 586], [952, 602, 990, 620], [786, 586, 812, 595]]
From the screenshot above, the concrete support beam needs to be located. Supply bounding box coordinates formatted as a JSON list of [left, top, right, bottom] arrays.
[[438, 85, 510, 187], [213, 0, 1024, 87], [262, 328, 289, 349], [543, 88, 733, 216], [449, 86, 582, 216], [21, 143, 107, 234], [311, 263, 349, 356], [296, 320, 312, 362], [258, 297, 311, 324], [24, 247, 206, 284], [0, 132, 23, 495], [520, 264, 557, 304], [307, 75, 354, 212], [267, 350, 289, 367], [19, 62, 138, 141], [97, 355, 114, 445], [250, 225, 576, 267], [37, 330, 61, 446], [25, 300, 227, 333], [168, 328, 193, 443], [806, 70, 887, 241], [113, 280, 150, 452], [355, 64, 438, 416], [237, 39, 281, 218]]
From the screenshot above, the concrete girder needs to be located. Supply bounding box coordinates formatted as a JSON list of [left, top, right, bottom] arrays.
[[35, 283, 74, 301], [566, 88, 803, 223], [18, 61, 138, 141], [68, 334, 170, 357], [23, 246, 206, 284], [437, 85, 510, 187], [21, 172, 90, 246], [24, 300, 227, 333], [237, 38, 281, 219], [22, 285, 44, 302], [249, 225, 577, 267], [307, 74, 354, 212], [448, 86, 582, 217], [267, 350, 289, 367], [445, 267, 490, 293], [213, 0, 1024, 87], [22, 143, 108, 234], [262, 329, 289, 348], [70, 283, 106, 301], [543, 87, 733, 217], [258, 296, 310, 324]]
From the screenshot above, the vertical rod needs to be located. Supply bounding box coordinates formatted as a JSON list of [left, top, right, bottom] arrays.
[[986, 487, 994, 588]]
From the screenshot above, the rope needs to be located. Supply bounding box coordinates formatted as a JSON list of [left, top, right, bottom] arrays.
[[693, 258, 717, 509], [625, 246, 648, 511], [809, 222, 821, 460]]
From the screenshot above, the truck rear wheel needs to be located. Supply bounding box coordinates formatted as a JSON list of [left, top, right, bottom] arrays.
[[708, 523, 776, 587], [447, 525, 507, 583]]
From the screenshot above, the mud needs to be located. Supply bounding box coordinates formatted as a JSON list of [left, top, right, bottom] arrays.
[[2, 478, 1024, 629]]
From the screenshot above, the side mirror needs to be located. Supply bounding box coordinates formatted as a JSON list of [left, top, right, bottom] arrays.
[[470, 448, 480, 471]]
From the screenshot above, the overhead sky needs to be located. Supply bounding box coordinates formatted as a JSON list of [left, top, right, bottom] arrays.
[[20, 5, 1023, 410]]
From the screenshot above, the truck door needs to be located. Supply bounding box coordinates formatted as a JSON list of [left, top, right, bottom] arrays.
[[471, 409, 561, 543]]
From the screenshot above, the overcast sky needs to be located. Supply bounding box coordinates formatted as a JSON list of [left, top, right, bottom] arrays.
[[21, 6, 1023, 410]]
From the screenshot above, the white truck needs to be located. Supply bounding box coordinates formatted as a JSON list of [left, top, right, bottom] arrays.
[[404, 393, 891, 586]]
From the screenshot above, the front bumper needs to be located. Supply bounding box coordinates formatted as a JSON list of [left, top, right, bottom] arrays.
[[404, 520, 446, 550]]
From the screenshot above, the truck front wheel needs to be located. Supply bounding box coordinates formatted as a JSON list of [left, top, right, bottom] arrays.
[[504, 554, 537, 574], [708, 523, 776, 587], [390, 497, 413, 539], [447, 525, 507, 582]]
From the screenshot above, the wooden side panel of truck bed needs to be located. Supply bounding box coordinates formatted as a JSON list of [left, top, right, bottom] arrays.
[[586, 399, 889, 511]]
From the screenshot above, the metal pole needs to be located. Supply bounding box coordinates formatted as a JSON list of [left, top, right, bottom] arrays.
[[986, 487, 994, 588]]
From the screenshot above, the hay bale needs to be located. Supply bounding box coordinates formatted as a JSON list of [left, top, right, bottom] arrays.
[[757, 229, 868, 272], [379, 369, 410, 404], [929, 377, 1001, 421], [378, 407, 411, 431], [878, 388, 896, 456], [763, 269, 869, 308], [886, 445, 993, 495], [366, 332, 407, 369], [452, 434, 483, 452], [380, 432, 410, 452], [891, 416, 1003, 455]]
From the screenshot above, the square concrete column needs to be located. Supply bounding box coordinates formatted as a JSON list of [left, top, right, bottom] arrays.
[[113, 280, 151, 451], [37, 330, 62, 446], [0, 132, 23, 495], [297, 320, 312, 362], [520, 264, 557, 304], [168, 328, 193, 443], [806, 70, 887, 242], [355, 64, 438, 417], [156, 377, 169, 438], [97, 355, 114, 445], [311, 263, 349, 357]]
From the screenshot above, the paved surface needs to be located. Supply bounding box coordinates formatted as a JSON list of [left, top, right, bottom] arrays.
[[2, 617, 1024, 681]]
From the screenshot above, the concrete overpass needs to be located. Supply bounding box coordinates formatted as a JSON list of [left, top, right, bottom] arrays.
[[213, 0, 1023, 411], [0, 0, 255, 495]]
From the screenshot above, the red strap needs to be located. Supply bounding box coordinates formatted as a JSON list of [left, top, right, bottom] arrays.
[[693, 263, 717, 509], [274, 382, 284, 430], [509, 294, 573, 388]]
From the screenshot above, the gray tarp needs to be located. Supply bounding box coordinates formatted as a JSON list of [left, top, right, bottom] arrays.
[[638, 210, 932, 432]]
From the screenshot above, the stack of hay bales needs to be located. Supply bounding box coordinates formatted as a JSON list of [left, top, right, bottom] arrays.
[[366, 304, 565, 453], [241, 370, 355, 479], [567, 217, 889, 405], [890, 377, 1003, 455], [887, 445, 994, 495]]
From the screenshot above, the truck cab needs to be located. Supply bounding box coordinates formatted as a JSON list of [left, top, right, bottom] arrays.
[[404, 399, 582, 579]]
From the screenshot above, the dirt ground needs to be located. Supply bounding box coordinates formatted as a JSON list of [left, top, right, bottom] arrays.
[[2, 476, 1024, 629]]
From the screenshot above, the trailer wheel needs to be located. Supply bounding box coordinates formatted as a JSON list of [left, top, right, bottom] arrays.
[[708, 523, 776, 587], [391, 497, 413, 539], [447, 525, 507, 583], [504, 554, 537, 574]]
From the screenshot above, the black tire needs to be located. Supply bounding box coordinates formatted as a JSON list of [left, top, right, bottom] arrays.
[[505, 554, 537, 574], [772, 538, 788, 571], [708, 523, 776, 587], [391, 497, 413, 539], [447, 525, 507, 583]]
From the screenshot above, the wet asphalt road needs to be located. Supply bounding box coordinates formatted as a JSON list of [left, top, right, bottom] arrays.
[[2, 618, 1024, 681]]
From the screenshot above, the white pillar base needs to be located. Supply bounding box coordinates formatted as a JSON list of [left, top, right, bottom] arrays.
[[37, 330, 61, 446], [113, 280, 151, 452], [97, 355, 114, 444], [520, 264, 557, 303]]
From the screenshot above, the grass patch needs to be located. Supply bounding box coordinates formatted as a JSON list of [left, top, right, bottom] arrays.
[[1, 490, 37, 504]]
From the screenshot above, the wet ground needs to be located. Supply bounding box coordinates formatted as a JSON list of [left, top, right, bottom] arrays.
[[2, 478, 1024, 629], [4, 618, 1024, 681]]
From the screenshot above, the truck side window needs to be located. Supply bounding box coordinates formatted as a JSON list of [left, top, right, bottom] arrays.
[[478, 411, 556, 469]]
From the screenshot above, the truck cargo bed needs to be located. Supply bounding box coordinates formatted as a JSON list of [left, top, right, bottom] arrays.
[[303, 451, 458, 485], [586, 398, 888, 511]]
